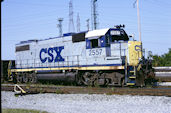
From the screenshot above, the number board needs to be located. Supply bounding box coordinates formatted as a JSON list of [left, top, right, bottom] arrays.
[[89, 48, 102, 56], [110, 30, 120, 35]]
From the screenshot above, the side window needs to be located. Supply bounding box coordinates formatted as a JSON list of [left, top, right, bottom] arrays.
[[90, 39, 99, 48], [86, 38, 102, 49], [16, 45, 30, 52]]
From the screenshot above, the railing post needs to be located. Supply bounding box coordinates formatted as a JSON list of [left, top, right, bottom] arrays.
[[77, 55, 79, 66], [67, 56, 69, 67], [54, 60, 55, 67], [124, 56, 128, 84], [34, 59, 35, 68]]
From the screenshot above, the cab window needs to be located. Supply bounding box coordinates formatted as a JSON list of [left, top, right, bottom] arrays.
[[90, 39, 99, 48], [110, 30, 129, 42]]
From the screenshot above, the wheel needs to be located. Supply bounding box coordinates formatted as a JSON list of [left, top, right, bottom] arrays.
[[82, 72, 93, 86], [17, 75, 23, 83], [104, 79, 109, 86], [75, 73, 82, 85], [29, 73, 37, 83], [93, 79, 100, 87], [23, 73, 28, 83]]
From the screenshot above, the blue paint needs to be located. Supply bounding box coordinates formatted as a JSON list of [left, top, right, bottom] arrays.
[[100, 36, 105, 47], [135, 45, 142, 51], [48, 48, 54, 63], [39, 48, 47, 63], [39, 46, 65, 63], [86, 39, 91, 49], [54, 46, 65, 62], [63, 33, 75, 36]]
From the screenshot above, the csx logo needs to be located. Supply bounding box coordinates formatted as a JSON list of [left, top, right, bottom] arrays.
[[135, 45, 142, 51], [39, 46, 64, 63]]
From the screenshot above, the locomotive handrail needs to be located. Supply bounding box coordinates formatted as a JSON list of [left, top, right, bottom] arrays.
[[15, 55, 81, 69], [8, 61, 13, 81], [14, 49, 126, 69]]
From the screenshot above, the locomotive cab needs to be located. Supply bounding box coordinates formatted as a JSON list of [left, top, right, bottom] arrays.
[[85, 28, 130, 58], [85, 28, 129, 48]]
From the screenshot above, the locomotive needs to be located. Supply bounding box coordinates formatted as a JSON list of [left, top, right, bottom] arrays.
[[8, 25, 155, 86]]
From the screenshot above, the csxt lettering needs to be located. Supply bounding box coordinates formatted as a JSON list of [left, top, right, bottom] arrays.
[[39, 46, 64, 63]]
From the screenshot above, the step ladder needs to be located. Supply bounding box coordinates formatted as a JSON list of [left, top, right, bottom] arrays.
[[126, 66, 136, 86]]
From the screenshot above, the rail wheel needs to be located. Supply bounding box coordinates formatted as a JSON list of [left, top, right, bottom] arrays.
[[104, 79, 110, 86], [82, 72, 93, 86], [28, 72, 37, 83], [23, 73, 28, 83], [17, 74, 23, 83], [93, 79, 100, 87], [75, 72, 83, 85]]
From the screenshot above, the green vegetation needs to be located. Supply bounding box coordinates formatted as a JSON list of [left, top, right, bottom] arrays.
[[55, 89, 65, 94], [2, 108, 48, 113], [152, 48, 171, 66]]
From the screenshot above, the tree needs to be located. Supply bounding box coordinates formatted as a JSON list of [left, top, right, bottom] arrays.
[[152, 48, 171, 66]]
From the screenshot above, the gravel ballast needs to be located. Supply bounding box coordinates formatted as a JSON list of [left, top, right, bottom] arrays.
[[2, 91, 171, 113]]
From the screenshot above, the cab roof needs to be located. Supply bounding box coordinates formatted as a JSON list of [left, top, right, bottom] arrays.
[[85, 28, 110, 38]]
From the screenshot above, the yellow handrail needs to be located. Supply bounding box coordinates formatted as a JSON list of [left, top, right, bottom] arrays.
[[8, 61, 12, 81]]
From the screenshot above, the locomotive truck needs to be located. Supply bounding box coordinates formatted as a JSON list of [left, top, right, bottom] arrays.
[[8, 25, 155, 86]]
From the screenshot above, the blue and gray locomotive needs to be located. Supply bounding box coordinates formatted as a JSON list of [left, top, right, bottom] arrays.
[[8, 25, 155, 86]]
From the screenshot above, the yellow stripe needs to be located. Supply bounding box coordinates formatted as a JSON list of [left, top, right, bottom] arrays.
[[11, 66, 124, 72], [129, 71, 135, 73], [129, 76, 136, 79], [127, 83, 135, 85]]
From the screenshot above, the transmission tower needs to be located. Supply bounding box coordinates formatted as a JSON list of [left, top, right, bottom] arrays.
[[91, 0, 98, 30], [86, 19, 90, 31], [77, 13, 80, 32], [69, 0, 75, 32], [57, 18, 63, 37]]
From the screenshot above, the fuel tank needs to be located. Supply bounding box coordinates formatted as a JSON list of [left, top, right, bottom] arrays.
[[36, 71, 76, 82]]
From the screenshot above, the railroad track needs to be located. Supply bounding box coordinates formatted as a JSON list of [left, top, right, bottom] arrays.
[[1, 84, 171, 97]]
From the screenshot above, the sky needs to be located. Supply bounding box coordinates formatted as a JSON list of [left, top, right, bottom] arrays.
[[2, 0, 171, 60]]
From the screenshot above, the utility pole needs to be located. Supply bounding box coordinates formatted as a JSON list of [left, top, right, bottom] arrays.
[[136, 0, 142, 42], [57, 18, 63, 37]]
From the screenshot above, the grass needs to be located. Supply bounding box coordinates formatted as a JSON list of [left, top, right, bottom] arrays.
[[2, 108, 48, 113], [55, 89, 65, 94]]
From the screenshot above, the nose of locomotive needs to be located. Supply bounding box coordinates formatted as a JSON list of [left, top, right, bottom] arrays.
[[128, 41, 142, 66]]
